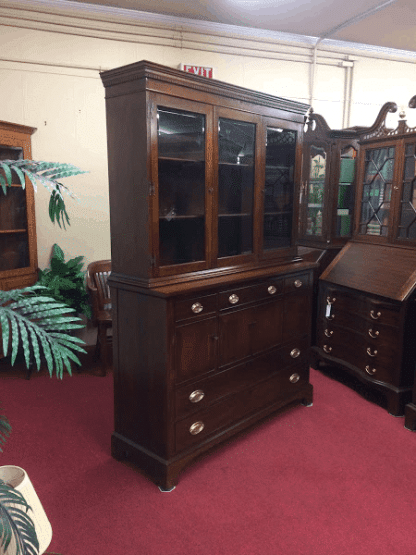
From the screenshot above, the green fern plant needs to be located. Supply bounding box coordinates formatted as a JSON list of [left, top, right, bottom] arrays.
[[0, 159, 89, 555], [37, 244, 92, 319]]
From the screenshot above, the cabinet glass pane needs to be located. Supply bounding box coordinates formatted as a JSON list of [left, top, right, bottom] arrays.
[[157, 107, 205, 266], [0, 145, 24, 185], [336, 146, 356, 237], [0, 233, 29, 271], [359, 146, 395, 237], [218, 118, 255, 258], [263, 127, 296, 250], [0, 187, 28, 231], [398, 142, 416, 239], [305, 145, 326, 237]]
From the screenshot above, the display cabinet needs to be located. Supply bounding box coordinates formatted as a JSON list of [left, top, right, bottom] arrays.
[[0, 120, 38, 291], [312, 98, 416, 415], [101, 60, 315, 489], [297, 111, 359, 268]]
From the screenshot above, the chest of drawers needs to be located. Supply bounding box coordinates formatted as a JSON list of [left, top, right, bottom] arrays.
[[110, 264, 314, 490], [313, 281, 416, 416]]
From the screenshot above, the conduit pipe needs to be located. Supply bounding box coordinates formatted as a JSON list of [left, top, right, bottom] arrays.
[[309, 0, 397, 117]]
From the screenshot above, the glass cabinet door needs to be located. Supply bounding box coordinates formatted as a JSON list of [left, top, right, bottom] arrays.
[[262, 127, 296, 250], [0, 145, 30, 272], [336, 146, 356, 238], [304, 145, 327, 238], [217, 118, 255, 259], [157, 107, 206, 267], [397, 141, 416, 240], [358, 145, 395, 237]]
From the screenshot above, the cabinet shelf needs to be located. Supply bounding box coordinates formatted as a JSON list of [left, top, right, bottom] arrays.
[[158, 156, 204, 163], [0, 228, 27, 234]]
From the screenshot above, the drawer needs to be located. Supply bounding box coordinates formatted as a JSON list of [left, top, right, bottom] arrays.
[[175, 363, 309, 453], [175, 293, 217, 322], [317, 324, 400, 385], [219, 279, 282, 310], [175, 336, 310, 419], [284, 272, 311, 294]]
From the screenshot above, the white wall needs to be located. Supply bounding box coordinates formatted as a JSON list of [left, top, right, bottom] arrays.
[[1, 1, 416, 273]]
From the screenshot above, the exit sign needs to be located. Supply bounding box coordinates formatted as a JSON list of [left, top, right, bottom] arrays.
[[180, 64, 214, 78]]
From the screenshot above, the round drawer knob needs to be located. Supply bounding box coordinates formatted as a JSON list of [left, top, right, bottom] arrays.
[[323, 345, 332, 353], [289, 373, 300, 384], [229, 294, 239, 305], [189, 389, 205, 403], [268, 285, 277, 295], [189, 421, 204, 435], [290, 348, 301, 358], [294, 280, 303, 288], [365, 365, 377, 375], [191, 302, 203, 314]]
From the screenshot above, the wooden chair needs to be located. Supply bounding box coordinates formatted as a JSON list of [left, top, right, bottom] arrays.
[[86, 260, 112, 376]]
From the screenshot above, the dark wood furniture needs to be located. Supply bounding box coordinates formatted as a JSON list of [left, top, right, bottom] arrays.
[[0, 121, 38, 291], [86, 260, 112, 376], [312, 98, 416, 415], [101, 60, 316, 490]]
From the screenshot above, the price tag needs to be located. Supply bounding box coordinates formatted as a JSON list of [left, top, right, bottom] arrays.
[[325, 303, 331, 319]]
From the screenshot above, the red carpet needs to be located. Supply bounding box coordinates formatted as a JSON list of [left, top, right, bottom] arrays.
[[1, 365, 416, 555]]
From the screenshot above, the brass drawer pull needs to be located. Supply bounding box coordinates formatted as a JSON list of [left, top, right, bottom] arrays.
[[366, 347, 378, 357], [189, 421, 205, 435], [268, 285, 277, 295], [370, 310, 381, 320], [324, 329, 333, 338], [325, 314, 335, 321], [294, 280, 303, 288], [365, 365, 377, 375], [326, 296, 336, 305], [323, 345, 332, 353], [290, 348, 301, 358], [189, 390, 205, 403], [289, 373, 300, 384], [229, 294, 239, 305], [368, 328, 379, 339], [191, 302, 203, 314]]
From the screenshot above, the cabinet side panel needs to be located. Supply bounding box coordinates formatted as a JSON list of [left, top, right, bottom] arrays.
[[113, 288, 169, 456], [105, 90, 150, 279]]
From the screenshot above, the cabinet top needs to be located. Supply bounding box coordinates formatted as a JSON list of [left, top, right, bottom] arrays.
[[320, 241, 416, 301], [100, 59, 310, 118]]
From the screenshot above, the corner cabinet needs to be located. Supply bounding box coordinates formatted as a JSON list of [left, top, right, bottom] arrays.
[[0, 121, 38, 290], [101, 61, 315, 490]]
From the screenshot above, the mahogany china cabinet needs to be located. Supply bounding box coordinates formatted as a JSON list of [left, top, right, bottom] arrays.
[[297, 110, 360, 271], [0, 121, 38, 291], [101, 60, 316, 490], [312, 98, 416, 416]]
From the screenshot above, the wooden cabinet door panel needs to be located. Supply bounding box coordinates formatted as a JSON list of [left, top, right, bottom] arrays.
[[219, 300, 283, 366], [175, 317, 218, 383]]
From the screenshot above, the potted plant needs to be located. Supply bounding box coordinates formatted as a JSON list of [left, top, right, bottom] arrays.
[[0, 158, 89, 554], [37, 243, 92, 320]]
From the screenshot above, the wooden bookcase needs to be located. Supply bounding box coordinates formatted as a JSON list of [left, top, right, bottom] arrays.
[[0, 120, 38, 291]]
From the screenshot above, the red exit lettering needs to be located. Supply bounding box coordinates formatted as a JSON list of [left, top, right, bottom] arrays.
[[182, 65, 214, 78]]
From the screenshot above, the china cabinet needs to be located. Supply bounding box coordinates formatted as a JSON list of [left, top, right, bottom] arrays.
[[0, 121, 38, 291], [312, 98, 416, 415], [101, 60, 315, 490], [297, 111, 359, 270]]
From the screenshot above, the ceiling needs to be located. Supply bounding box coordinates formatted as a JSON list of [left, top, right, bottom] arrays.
[[66, 0, 416, 53]]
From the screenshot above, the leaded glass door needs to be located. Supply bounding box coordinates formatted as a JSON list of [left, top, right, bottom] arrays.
[[358, 145, 395, 238], [397, 141, 416, 241]]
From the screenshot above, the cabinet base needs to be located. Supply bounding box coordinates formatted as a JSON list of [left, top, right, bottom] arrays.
[[311, 348, 412, 417], [112, 385, 313, 490], [404, 403, 416, 431]]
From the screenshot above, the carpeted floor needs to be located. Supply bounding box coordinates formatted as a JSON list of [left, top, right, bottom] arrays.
[[1, 361, 416, 555]]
